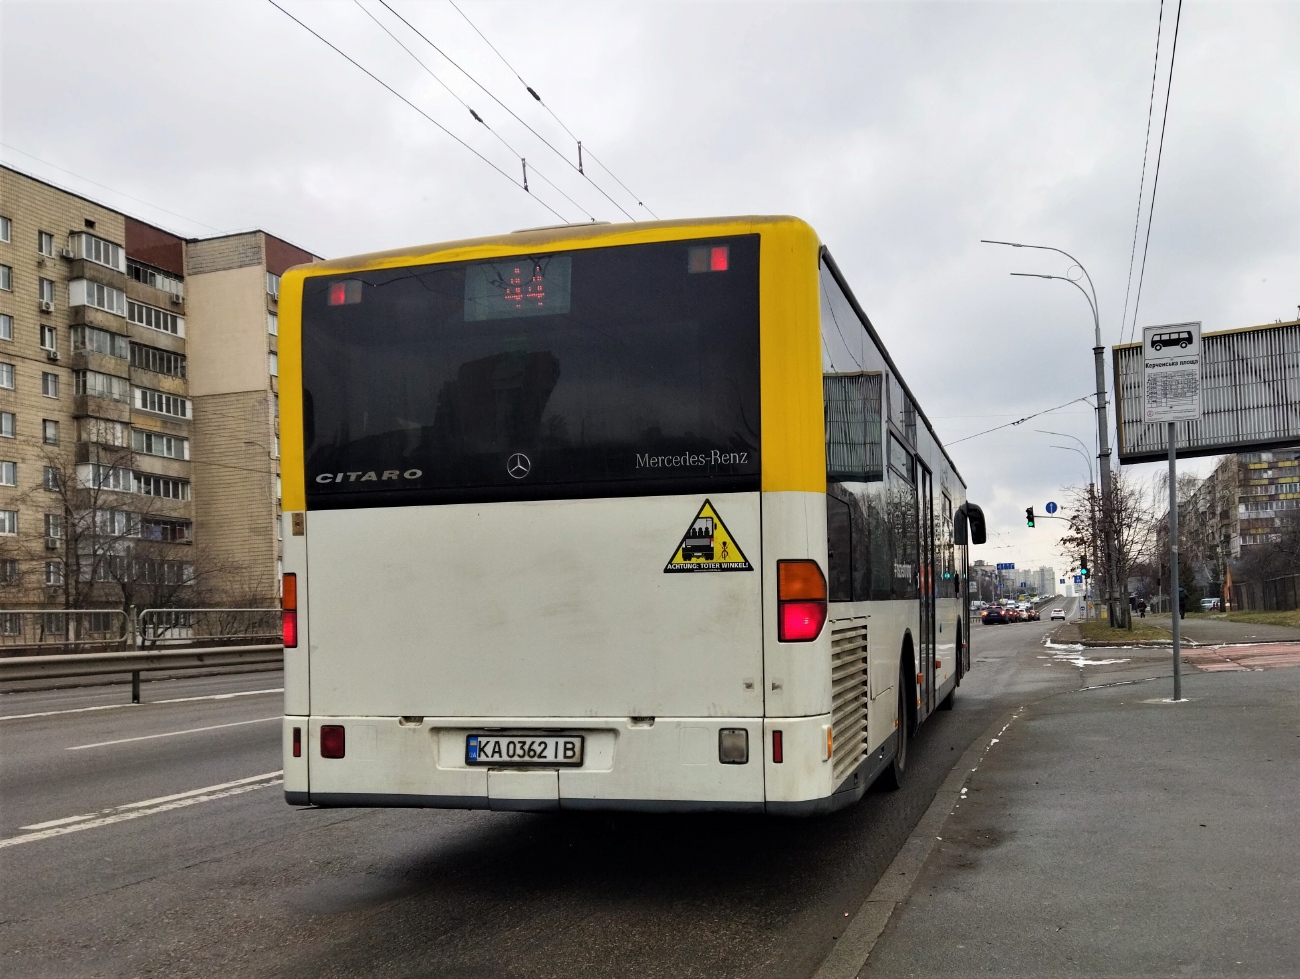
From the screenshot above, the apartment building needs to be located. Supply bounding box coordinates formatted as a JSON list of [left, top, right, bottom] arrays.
[[0, 165, 317, 611], [187, 231, 316, 601]]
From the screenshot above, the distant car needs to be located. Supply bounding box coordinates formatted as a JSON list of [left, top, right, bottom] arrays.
[[1004, 607, 1021, 623], [1200, 598, 1221, 611], [981, 606, 1006, 625], [1050, 608, 1066, 621], [1024, 607, 1040, 622]]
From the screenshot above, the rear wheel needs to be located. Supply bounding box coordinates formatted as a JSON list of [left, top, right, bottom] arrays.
[[880, 668, 909, 789]]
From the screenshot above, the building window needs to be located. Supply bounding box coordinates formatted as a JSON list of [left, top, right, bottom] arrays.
[[44, 513, 62, 540], [266, 271, 281, 298], [42, 419, 58, 444], [0, 266, 11, 291], [134, 473, 190, 500], [71, 325, 129, 359], [42, 372, 59, 398], [77, 463, 129, 491], [0, 314, 11, 341], [130, 343, 186, 378], [39, 278, 54, 304], [267, 312, 278, 335], [133, 386, 190, 419], [127, 261, 183, 300], [0, 560, 17, 585], [38, 231, 55, 257], [269, 351, 278, 377], [0, 510, 16, 535], [132, 429, 189, 461], [0, 413, 14, 438], [40, 325, 56, 351], [74, 370, 130, 403], [0, 216, 10, 242], [0, 363, 13, 389], [140, 518, 192, 543], [45, 561, 63, 586], [68, 279, 126, 316], [43, 466, 59, 491], [72, 233, 126, 272], [0, 461, 14, 486], [77, 417, 127, 447], [126, 300, 184, 337]]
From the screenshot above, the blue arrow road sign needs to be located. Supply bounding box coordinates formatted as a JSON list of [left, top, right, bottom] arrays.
[[1045, 501, 1058, 514], [1074, 575, 1083, 584]]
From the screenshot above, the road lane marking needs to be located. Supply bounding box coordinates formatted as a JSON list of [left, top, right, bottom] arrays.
[[67, 716, 281, 750], [4, 771, 284, 848], [0, 687, 283, 721]]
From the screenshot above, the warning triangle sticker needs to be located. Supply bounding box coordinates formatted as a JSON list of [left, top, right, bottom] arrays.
[[664, 499, 753, 573]]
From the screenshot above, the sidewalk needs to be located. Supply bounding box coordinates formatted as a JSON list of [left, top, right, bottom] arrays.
[[858, 667, 1300, 978], [1145, 612, 1300, 645]]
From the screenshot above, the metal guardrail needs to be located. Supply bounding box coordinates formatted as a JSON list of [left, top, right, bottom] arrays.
[[137, 607, 281, 646], [0, 644, 283, 703], [0, 609, 128, 647]]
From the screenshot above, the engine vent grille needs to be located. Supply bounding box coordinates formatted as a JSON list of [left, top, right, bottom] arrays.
[[830, 617, 869, 782]]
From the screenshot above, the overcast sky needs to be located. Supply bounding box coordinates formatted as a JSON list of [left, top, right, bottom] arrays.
[[4, 0, 1297, 576]]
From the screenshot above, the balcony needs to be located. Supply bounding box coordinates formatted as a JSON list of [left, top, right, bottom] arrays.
[[72, 394, 131, 423], [68, 259, 127, 291]]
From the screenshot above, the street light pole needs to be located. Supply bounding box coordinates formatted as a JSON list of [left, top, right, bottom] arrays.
[[1042, 437, 1099, 621], [982, 239, 1122, 628]]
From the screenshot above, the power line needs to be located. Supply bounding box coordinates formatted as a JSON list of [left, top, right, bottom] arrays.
[[378, 0, 637, 221], [352, 0, 592, 221], [263, 0, 565, 223], [446, 0, 659, 220], [1129, 0, 1185, 340], [1120, 0, 1165, 344], [0, 145, 223, 233], [947, 395, 1094, 446]]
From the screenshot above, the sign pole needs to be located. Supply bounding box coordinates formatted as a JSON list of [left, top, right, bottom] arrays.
[[1168, 421, 1182, 701]]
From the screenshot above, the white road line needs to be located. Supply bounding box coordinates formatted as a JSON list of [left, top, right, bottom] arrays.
[[0, 687, 283, 722], [68, 716, 281, 750], [4, 771, 284, 848]]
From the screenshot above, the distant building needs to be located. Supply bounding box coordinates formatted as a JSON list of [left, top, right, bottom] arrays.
[[0, 165, 319, 611], [1034, 566, 1056, 597]]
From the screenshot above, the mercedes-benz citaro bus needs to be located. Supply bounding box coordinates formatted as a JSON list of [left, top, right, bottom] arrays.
[[278, 216, 986, 815]]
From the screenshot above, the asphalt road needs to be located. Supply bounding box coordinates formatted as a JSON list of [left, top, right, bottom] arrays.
[[3, 600, 1099, 979]]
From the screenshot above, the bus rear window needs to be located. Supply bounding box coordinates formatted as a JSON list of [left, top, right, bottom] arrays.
[[300, 236, 761, 508]]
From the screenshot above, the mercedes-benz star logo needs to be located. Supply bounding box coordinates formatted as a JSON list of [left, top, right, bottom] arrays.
[[506, 453, 531, 479]]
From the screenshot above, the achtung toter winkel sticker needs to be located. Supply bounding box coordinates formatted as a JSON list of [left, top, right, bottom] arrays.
[[664, 500, 753, 573]]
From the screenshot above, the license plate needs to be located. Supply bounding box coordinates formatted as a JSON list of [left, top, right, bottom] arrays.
[[466, 734, 584, 767]]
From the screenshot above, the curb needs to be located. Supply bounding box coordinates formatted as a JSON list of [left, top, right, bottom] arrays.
[[810, 704, 1027, 979]]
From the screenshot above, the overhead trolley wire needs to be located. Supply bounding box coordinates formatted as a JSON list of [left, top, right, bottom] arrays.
[[352, 0, 594, 221], [263, 0, 567, 223], [379, 0, 639, 221], [1120, 0, 1165, 345], [447, 0, 659, 220], [1129, 0, 1185, 342], [947, 395, 1094, 446]]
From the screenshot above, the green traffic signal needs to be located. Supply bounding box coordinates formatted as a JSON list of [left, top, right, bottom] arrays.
[[1025, 506, 1035, 528]]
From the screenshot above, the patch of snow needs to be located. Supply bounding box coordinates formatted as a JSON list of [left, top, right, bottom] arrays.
[[1053, 653, 1131, 667]]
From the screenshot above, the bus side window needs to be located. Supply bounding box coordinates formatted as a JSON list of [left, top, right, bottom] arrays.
[[826, 494, 853, 603]]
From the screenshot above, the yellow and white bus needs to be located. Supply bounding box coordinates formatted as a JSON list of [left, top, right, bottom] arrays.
[[278, 216, 985, 815]]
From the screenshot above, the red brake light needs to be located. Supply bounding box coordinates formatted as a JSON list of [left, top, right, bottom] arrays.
[[777, 559, 827, 642], [772, 730, 783, 764], [282, 610, 298, 648], [292, 726, 302, 758], [320, 725, 345, 758], [282, 573, 297, 648], [327, 279, 362, 305], [710, 246, 728, 271]]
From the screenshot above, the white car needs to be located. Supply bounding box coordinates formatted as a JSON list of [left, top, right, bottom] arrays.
[[1050, 608, 1066, 621]]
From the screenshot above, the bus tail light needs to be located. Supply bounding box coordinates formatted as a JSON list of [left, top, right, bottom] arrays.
[[321, 725, 345, 758], [282, 572, 298, 649], [777, 560, 826, 642], [292, 726, 302, 758], [772, 730, 783, 764]]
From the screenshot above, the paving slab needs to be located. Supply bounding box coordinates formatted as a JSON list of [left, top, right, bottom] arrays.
[[858, 668, 1300, 978]]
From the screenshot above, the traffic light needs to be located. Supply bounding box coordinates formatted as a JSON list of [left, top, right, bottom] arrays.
[[1079, 555, 1089, 577], [1025, 507, 1035, 528]]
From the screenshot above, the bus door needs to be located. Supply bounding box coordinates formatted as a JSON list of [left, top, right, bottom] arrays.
[[918, 464, 936, 713]]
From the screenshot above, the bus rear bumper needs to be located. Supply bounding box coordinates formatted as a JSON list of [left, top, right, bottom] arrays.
[[283, 713, 878, 815]]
